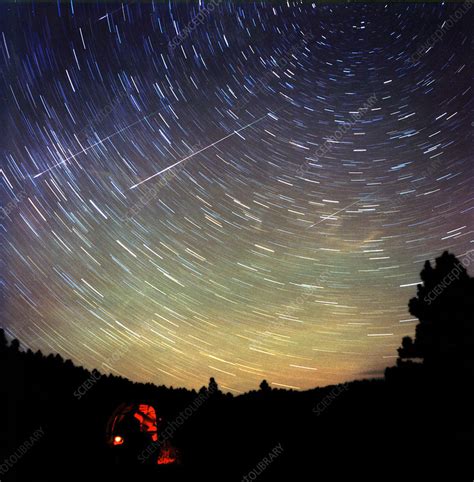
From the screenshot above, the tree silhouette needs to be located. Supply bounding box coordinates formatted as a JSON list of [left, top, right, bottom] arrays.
[[397, 251, 474, 378], [259, 379, 271, 392], [208, 377, 218, 394], [10, 338, 20, 352], [0, 328, 7, 352]]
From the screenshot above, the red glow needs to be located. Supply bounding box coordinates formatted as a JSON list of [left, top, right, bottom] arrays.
[[133, 404, 158, 441], [108, 403, 177, 461], [113, 435, 124, 446], [157, 448, 176, 465]]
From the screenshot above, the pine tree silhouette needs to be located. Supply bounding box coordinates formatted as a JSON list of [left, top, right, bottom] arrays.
[[208, 377, 219, 394], [397, 251, 474, 379], [259, 379, 271, 392]]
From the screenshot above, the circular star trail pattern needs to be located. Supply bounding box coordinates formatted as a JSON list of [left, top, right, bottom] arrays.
[[1, 2, 473, 393]]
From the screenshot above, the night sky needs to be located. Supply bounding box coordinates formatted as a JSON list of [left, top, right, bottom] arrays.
[[1, 1, 473, 393]]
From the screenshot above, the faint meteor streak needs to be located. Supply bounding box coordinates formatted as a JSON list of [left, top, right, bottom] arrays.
[[129, 112, 276, 189], [33, 107, 166, 179], [307, 193, 375, 230]]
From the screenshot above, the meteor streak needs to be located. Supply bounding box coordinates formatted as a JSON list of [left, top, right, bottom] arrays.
[[33, 107, 165, 179], [129, 112, 277, 190]]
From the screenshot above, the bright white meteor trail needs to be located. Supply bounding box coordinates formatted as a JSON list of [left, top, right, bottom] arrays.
[[33, 106, 167, 179], [130, 111, 277, 190]]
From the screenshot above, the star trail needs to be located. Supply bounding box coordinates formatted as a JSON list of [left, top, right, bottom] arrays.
[[1, 1, 473, 393]]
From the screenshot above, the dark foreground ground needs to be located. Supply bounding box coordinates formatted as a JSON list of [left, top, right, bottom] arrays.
[[2, 339, 473, 482]]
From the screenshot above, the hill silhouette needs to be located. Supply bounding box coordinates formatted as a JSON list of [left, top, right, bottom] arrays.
[[1, 251, 473, 481]]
